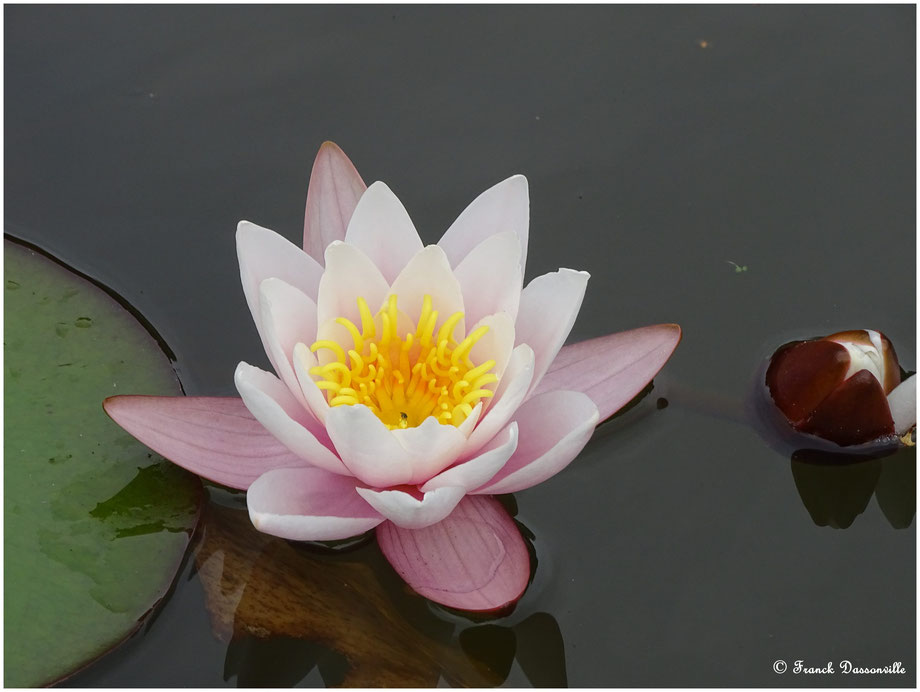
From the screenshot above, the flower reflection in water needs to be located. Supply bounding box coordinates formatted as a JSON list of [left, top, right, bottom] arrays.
[[195, 498, 567, 687]]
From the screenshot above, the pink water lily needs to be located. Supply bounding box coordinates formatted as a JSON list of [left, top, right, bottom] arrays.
[[105, 142, 681, 612]]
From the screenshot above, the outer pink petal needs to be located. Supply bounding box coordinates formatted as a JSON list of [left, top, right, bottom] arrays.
[[533, 324, 682, 422], [103, 395, 307, 490], [514, 269, 589, 396], [234, 362, 349, 476], [452, 231, 523, 327], [474, 390, 599, 495], [248, 466, 383, 541], [237, 221, 324, 333], [258, 278, 317, 410], [376, 494, 529, 612], [303, 141, 367, 263], [421, 422, 519, 492], [438, 175, 529, 275], [355, 485, 466, 529], [316, 241, 390, 330], [464, 344, 534, 455], [344, 181, 424, 283]]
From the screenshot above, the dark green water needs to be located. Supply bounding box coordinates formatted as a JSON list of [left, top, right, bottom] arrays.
[[6, 5, 915, 687]]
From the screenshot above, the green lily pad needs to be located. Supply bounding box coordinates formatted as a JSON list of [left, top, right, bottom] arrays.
[[4, 239, 202, 687]]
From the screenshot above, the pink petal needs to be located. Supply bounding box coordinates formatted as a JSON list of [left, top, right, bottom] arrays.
[[103, 395, 307, 490], [887, 374, 916, 435], [248, 466, 383, 541], [534, 323, 683, 422], [258, 278, 318, 410], [237, 221, 324, 333], [303, 141, 367, 264], [438, 175, 529, 275], [514, 269, 589, 396], [355, 485, 466, 529], [376, 494, 529, 612], [385, 245, 465, 336], [316, 241, 390, 330], [474, 390, 599, 495], [464, 344, 534, 455], [422, 422, 519, 492], [344, 181, 424, 283], [234, 362, 349, 476], [452, 231, 523, 326]]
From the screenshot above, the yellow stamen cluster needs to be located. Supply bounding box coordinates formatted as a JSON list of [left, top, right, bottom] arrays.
[[309, 295, 498, 430]]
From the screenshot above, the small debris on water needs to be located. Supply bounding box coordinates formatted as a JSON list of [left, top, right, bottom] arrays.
[[726, 260, 748, 274]]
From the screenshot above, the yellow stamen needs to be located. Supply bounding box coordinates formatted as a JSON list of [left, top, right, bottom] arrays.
[[307, 294, 497, 430]]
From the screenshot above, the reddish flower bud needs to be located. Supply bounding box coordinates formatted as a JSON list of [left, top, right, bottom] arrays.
[[765, 329, 912, 447]]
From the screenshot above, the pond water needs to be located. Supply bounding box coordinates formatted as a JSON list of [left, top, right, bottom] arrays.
[[6, 5, 915, 687]]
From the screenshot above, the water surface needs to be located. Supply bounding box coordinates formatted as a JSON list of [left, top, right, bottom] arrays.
[[5, 5, 915, 687]]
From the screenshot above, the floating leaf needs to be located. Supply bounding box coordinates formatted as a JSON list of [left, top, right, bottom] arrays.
[[3, 239, 202, 687]]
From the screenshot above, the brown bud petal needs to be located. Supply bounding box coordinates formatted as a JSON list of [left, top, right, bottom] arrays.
[[766, 340, 850, 425], [799, 369, 896, 446]]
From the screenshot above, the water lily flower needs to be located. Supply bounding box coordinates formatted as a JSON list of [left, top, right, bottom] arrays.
[[105, 142, 681, 612], [766, 329, 916, 447]]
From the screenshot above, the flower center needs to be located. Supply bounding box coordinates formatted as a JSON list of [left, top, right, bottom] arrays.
[[308, 295, 498, 429]]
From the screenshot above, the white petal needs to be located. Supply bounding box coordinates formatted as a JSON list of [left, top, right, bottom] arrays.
[[344, 181, 424, 283], [840, 340, 886, 386], [248, 467, 383, 541], [234, 362, 349, 475], [474, 390, 598, 495], [514, 269, 589, 396], [469, 311, 516, 382], [438, 175, 529, 274], [452, 231, 523, 326], [421, 423, 518, 492], [292, 342, 331, 423], [355, 485, 466, 529], [456, 401, 483, 438], [888, 374, 916, 435], [316, 241, 390, 329], [324, 404, 415, 487], [258, 278, 317, 410], [464, 344, 534, 454], [392, 416, 471, 484], [237, 220, 323, 350], [386, 245, 465, 335]]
